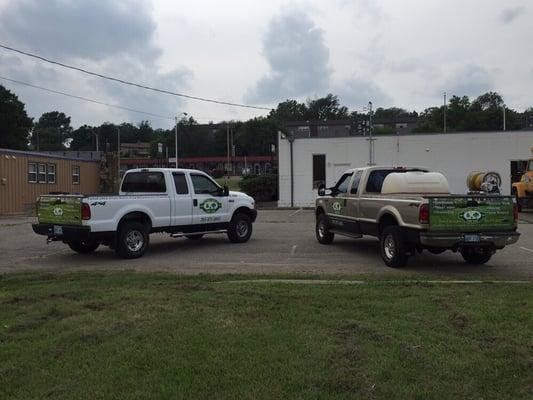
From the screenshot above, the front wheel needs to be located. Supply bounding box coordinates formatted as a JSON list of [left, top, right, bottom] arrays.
[[116, 221, 149, 259], [316, 214, 334, 244], [460, 247, 492, 265], [67, 240, 99, 254], [380, 226, 408, 268], [227, 213, 253, 243]]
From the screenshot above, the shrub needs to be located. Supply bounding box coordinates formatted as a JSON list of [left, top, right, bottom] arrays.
[[239, 173, 278, 201]]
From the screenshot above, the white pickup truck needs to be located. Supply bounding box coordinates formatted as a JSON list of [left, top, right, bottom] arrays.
[[32, 168, 257, 258]]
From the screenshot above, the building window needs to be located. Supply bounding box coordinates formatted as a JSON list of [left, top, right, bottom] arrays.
[[312, 154, 326, 189], [72, 165, 80, 185], [28, 162, 37, 183], [47, 164, 56, 184], [37, 163, 46, 183]]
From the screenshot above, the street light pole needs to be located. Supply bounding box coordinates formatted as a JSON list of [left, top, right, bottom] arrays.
[[443, 92, 447, 134], [174, 116, 178, 168]]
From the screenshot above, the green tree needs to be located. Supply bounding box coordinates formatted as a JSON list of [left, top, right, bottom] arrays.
[[373, 107, 417, 120], [305, 94, 349, 120], [268, 99, 307, 122], [30, 111, 72, 150], [0, 85, 33, 150], [234, 117, 278, 156], [70, 125, 97, 151]]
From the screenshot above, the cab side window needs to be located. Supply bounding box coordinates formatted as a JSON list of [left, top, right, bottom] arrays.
[[335, 173, 352, 194], [191, 174, 219, 195], [350, 171, 363, 194], [173, 173, 189, 195]]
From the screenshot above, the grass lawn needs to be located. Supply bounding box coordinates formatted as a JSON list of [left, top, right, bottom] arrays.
[[1, 272, 532, 399], [216, 176, 241, 191]]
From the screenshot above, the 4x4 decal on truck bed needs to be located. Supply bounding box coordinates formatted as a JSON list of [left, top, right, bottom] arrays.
[[200, 198, 222, 213]]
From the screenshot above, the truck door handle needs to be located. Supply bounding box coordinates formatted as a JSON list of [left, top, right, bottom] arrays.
[[193, 199, 198, 207]]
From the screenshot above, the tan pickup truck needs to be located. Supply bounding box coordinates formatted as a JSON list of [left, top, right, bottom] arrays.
[[315, 166, 520, 267]]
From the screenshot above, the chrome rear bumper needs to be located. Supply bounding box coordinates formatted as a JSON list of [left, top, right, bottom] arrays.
[[419, 231, 520, 249]]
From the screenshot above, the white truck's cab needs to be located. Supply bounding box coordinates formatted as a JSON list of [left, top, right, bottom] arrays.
[[33, 168, 257, 258]]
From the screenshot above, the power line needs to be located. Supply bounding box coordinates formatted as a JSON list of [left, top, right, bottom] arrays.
[[0, 43, 272, 111], [0, 75, 174, 120]]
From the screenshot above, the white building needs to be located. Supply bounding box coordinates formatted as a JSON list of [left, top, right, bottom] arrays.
[[278, 130, 533, 207]]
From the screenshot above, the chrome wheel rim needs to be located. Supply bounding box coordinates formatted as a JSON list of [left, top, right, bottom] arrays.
[[318, 221, 326, 238], [384, 235, 396, 259], [236, 221, 249, 238], [125, 230, 144, 252]]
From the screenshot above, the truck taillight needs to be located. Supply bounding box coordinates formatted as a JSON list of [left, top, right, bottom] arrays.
[[419, 203, 429, 224], [81, 202, 91, 220]]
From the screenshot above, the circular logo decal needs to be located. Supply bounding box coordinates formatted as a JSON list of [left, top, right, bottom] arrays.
[[332, 202, 342, 213], [53, 207, 64, 216], [200, 198, 222, 214], [461, 210, 483, 221]]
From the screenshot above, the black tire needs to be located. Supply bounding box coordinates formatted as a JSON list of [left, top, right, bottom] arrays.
[[427, 247, 446, 255], [380, 226, 408, 268], [227, 213, 253, 243], [116, 221, 149, 259], [185, 234, 204, 240], [67, 240, 99, 254], [460, 247, 492, 265], [316, 214, 334, 244]]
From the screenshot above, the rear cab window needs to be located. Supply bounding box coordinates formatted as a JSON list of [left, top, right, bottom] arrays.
[[121, 171, 167, 193], [173, 172, 189, 195]]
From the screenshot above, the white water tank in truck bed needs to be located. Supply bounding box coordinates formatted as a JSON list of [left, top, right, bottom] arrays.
[[381, 172, 450, 194]]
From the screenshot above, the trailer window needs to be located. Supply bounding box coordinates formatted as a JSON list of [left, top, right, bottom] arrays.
[[38, 164, 46, 183], [28, 162, 37, 183], [72, 165, 80, 185], [47, 164, 56, 184], [121, 172, 166, 193], [173, 173, 189, 195]]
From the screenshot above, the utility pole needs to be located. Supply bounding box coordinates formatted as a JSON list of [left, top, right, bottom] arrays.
[[366, 101, 375, 165], [443, 92, 447, 133], [503, 105, 506, 131], [117, 126, 121, 190], [174, 116, 178, 168], [226, 123, 230, 180]]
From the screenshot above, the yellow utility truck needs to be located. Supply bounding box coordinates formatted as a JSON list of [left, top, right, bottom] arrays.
[[512, 148, 533, 211]]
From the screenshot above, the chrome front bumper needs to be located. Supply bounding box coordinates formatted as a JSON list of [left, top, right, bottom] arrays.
[[419, 231, 520, 249]]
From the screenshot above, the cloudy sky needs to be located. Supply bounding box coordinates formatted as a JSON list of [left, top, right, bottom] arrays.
[[0, 0, 531, 128]]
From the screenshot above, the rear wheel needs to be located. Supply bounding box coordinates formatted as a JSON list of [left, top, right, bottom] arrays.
[[116, 221, 149, 259], [460, 247, 492, 265], [185, 234, 204, 240], [316, 214, 334, 244], [67, 240, 99, 254], [380, 226, 408, 268], [227, 213, 252, 243]]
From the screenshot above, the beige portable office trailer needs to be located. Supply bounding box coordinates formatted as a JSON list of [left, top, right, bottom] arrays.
[[0, 148, 100, 214]]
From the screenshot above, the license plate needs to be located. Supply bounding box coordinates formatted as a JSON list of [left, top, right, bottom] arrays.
[[53, 225, 63, 235], [464, 234, 480, 243]]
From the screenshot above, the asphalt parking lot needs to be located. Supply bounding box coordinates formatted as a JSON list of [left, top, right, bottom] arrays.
[[1, 210, 532, 278]]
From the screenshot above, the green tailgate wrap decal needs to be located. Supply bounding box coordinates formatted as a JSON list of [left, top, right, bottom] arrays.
[[429, 197, 514, 232], [199, 198, 222, 214], [38, 196, 82, 225]]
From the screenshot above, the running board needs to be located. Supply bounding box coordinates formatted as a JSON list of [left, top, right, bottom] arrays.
[[330, 230, 363, 239], [170, 230, 226, 238]]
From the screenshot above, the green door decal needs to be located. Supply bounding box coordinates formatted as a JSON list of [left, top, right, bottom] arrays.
[[199, 198, 222, 214]]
